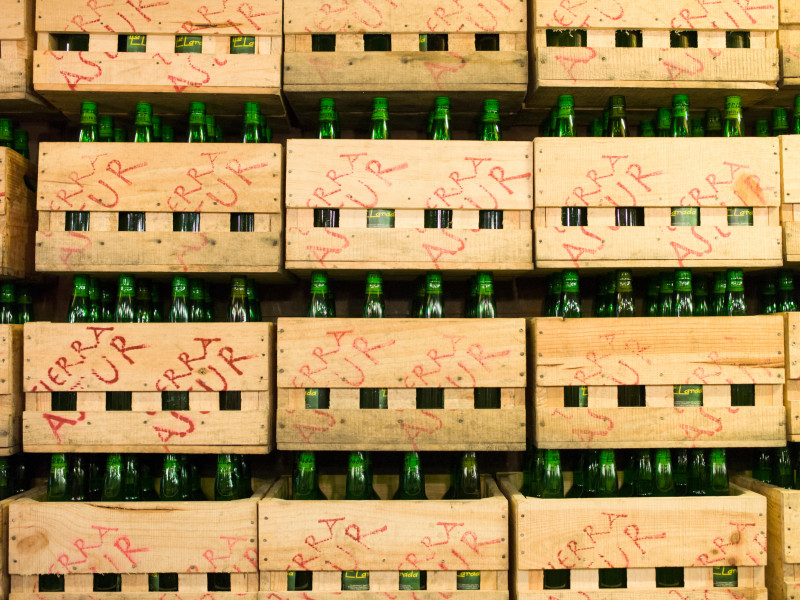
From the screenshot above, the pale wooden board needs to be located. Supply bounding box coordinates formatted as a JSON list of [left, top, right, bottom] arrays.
[[0, 325, 21, 397], [782, 0, 800, 25], [23, 410, 271, 453], [33, 52, 280, 96], [259, 475, 508, 572], [785, 384, 800, 438], [783, 313, 800, 379], [38, 143, 282, 213], [783, 223, 800, 264], [534, 0, 778, 30], [286, 228, 533, 271], [732, 475, 794, 600], [535, 226, 783, 267], [0, 148, 35, 278], [0, 486, 43, 599], [535, 138, 780, 208], [283, 51, 527, 90], [277, 404, 526, 451], [37, 0, 282, 35], [278, 317, 525, 389], [533, 316, 784, 387], [0, 59, 27, 96], [10, 595, 261, 600], [535, 48, 778, 84], [286, 140, 533, 211], [35, 231, 282, 273], [0, 0, 27, 40], [516, 591, 765, 600], [781, 28, 800, 79], [24, 322, 273, 392], [8, 481, 273, 575], [535, 406, 786, 448], [497, 474, 767, 571], [284, 0, 525, 34], [783, 135, 800, 205]]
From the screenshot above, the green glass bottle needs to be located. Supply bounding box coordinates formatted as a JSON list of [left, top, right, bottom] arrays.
[[632, 449, 654, 497], [724, 95, 744, 138], [590, 118, 604, 137], [12, 129, 29, 159], [121, 34, 146, 52], [215, 454, 239, 501], [755, 119, 770, 137], [615, 271, 642, 406], [228, 276, 248, 323], [87, 455, 103, 501], [288, 451, 325, 590], [114, 122, 127, 143], [161, 124, 174, 143], [726, 30, 750, 47], [159, 454, 182, 500], [544, 273, 563, 317], [342, 452, 374, 591], [0, 283, 15, 325], [364, 99, 395, 228], [47, 453, 69, 501], [0, 119, 12, 150], [122, 454, 140, 501], [645, 275, 660, 317], [139, 462, 158, 500], [761, 273, 778, 314], [16, 284, 32, 324], [562, 270, 587, 407], [583, 450, 599, 497], [394, 453, 427, 594], [694, 276, 710, 317], [565, 453, 584, 498], [673, 448, 689, 495], [653, 449, 683, 587], [424, 97, 453, 229], [101, 453, 124, 501], [230, 35, 255, 54], [417, 272, 445, 408], [454, 452, 481, 590], [555, 96, 586, 227], [673, 270, 702, 406], [688, 449, 708, 496], [711, 272, 727, 316], [98, 115, 114, 143], [312, 98, 341, 231], [520, 445, 537, 497], [474, 273, 500, 409], [162, 277, 190, 411], [540, 450, 568, 589], [187, 279, 204, 323], [773, 447, 794, 488], [608, 96, 639, 227], [203, 283, 214, 322], [706, 448, 728, 496], [69, 102, 97, 232], [691, 118, 705, 138], [151, 282, 162, 322], [306, 272, 333, 409], [794, 95, 800, 135], [87, 277, 101, 323], [671, 30, 696, 47], [778, 270, 798, 312], [360, 272, 388, 409], [478, 99, 503, 229], [122, 102, 151, 232], [259, 113, 272, 143], [175, 34, 202, 53], [152, 115, 162, 142], [671, 94, 690, 137], [595, 450, 625, 588], [134, 279, 153, 323], [753, 449, 773, 483], [232, 101, 261, 232], [658, 272, 675, 317], [204, 114, 216, 144], [727, 269, 753, 406], [175, 102, 207, 233], [705, 108, 722, 137], [656, 107, 672, 137], [66, 454, 85, 502]]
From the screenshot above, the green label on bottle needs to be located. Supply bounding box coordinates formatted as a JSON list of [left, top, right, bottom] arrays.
[[50, 454, 67, 472], [727, 207, 753, 226], [671, 206, 699, 226], [305, 388, 321, 408], [286, 571, 296, 590], [175, 35, 202, 53], [342, 571, 369, 591], [578, 386, 588, 407], [377, 387, 388, 408], [230, 35, 255, 54], [399, 571, 422, 590], [366, 208, 395, 228], [557, 105, 571, 119], [713, 566, 738, 587], [126, 35, 147, 52], [673, 384, 703, 407], [456, 571, 480, 591]]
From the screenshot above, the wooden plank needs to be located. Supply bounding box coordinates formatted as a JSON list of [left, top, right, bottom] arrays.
[[24, 322, 273, 392], [781, 313, 800, 380], [283, 51, 527, 89], [0, 325, 21, 397], [783, 135, 800, 205], [535, 138, 780, 208], [286, 228, 533, 271], [37, 0, 282, 35], [8, 482, 272, 575], [513, 591, 765, 599], [33, 52, 280, 95], [278, 318, 525, 389], [534, 47, 778, 85], [534, 406, 786, 448], [534, 316, 784, 386], [783, 0, 800, 25], [10, 593, 261, 600], [23, 410, 271, 453], [259, 476, 508, 572], [286, 140, 531, 210], [782, 28, 800, 81], [497, 474, 767, 571], [534, 0, 778, 30], [0, 485, 43, 599], [0, 0, 28, 40], [35, 231, 282, 273], [38, 143, 282, 213], [535, 225, 783, 267], [284, 0, 525, 34]]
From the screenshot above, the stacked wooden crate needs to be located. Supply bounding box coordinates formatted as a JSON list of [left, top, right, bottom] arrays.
[[0, 0, 48, 113]]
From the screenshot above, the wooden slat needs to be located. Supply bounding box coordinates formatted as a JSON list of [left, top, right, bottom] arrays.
[[259, 476, 508, 572], [35, 231, 282, 273], [286, 140, 532, 210], [38, 143, 282, 213], [284, 0, 525, 34], [535, 138, 780, 208], [783, 135, 800, 204], [0, 0, 28, 41], [36, 0, 282, 35], [535, 225, 783, 268], [286, 228, 533, 271], [533, 0, 778, 30], [507, 590, 765, 599], [783, 0, 800, 25], [534, 316, 784, 386], [24, 322, 273, 392], [278, 318, 525, 389]]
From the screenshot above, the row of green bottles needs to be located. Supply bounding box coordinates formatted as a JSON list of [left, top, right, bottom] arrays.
[[522, 448, 733, 589], [760, 270, 799, 313], [57, 33, 257, 55], [546, 27, 751, 50], [0, 455, 28, 500], [752, 446, 797, 488], [289, 451, 482, 591], [0, 282, 34, 324], [0, 118, 30, 158]]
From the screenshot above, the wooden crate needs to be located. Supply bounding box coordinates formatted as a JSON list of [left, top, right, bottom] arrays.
[[781, 135, 800, 264], [259, 474, 509, 598], [534, 137, 782, 269], [0, 486, 44, 599], [780, 312, 800, 442], [32, 0, 283, 118], [22, 322, 274, 453], [283, 0, 528, 125], [498, 472, 768, 600], [0, 148, 35, 279], [528, 0, 780, 109], [533, 315, 787, 448], [285, 139, 533, 273], [0, 0, 50, 113], [733, 474, 800, 600], [8, 479, 272, 599], [780, 0, 800, 87], [276, 317, 526, 451], [0, 325, 22, 456], [34, 142, 282, 275]]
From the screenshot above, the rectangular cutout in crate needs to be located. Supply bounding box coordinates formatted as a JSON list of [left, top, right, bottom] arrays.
[[32, 0, 283, 117], [22, 322, 274, 453], [529, 0, 779, 108], [259, 474, 508, 598], [35, 142, 282, 274], [733, 475, 800, 600], [498, 472, 767, 600], [535, 137, 782, 269], [0, 148, 36, 279], [286, 139, 533, 272], [533, 315, 786, 448], [277, 317, 526, 450], [8, 479, 271, 599], [283, 0, 527, 123]]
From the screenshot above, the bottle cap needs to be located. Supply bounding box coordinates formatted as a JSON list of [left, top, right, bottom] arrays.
[[672, 94, 690, 108], [562, 269, 579, 292], [0, 283, 14, 303], [608, 95, 625, 108]]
